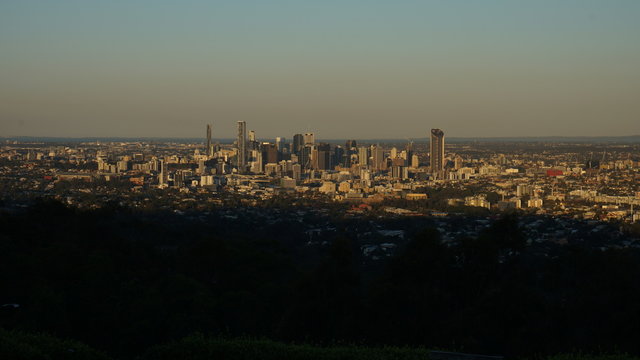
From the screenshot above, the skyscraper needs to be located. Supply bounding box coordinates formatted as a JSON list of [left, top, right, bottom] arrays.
[[248, 130, 259, 151], [158, 159, 166, 186], [303, 133, 315, 145], [430, 128, 445, 176], [206, 124, 212, 157], [301, 145, 313, 169], [249, 149, 262, 174], [371, 145, 385, 171], [314, 143, 331, 170], [292, 134, 303, 155], [334, 146, 345, 167], [262, 143, 278, 165], [237, 121, 247, 173], [358, 146, 370, 167]]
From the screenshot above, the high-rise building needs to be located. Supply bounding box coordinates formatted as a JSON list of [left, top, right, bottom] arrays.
[[344, 140, 357, 167], [262, 143, 278, 165], [390, 147, 398, 160], [197, 159, 206, 175], [411, 154, 419, 168], [315, 143, 331, 170], [454, 156, 463, 170], [301, 145, 313, 169], [237, 121, 247, 173], [371, 145, 385, 171], [405, 141, 414, 162], [292, 163, 302, 181], [292, 134, 304, 155], [158, 159, 166, 185], [206, 124, 212, 157], [334, 146, 345, 167], [358, 146, 370, 167], [303, 133, 315, 145], [248, 130, 259, 151], [430, 129, 445, 176], [249, 149, 263, 173]]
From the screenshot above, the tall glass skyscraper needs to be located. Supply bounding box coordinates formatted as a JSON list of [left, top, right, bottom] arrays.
[[237, 121, 247, 173], [430, 129, 445, 176], [206, 124, 212, 157]]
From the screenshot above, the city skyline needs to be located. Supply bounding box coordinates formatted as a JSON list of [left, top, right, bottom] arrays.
[[2, 2, 640, 358], [2, 1, 639, 138]]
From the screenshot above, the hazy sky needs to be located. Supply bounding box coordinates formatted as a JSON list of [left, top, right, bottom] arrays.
[[1, 0, 639, 139]]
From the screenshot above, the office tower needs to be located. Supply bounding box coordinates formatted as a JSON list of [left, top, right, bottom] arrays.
[[311, 148, 319, 170], [292, 163, 302, 181], [206, 124, 212, 157], [292, 134, 303, 155], [411, 154, 419, 168], [390, 147, 398, 160], [430, 129, 445, 176], [371, 145, 385, 170], [197, 159, 206, 175], [249, 149, 263, 173], [454, 156, 463, 170], [303, 133, 315, 145], [358, 146, 370, 167], [391, 165, 408, 179], [248, 130, 259, 151], [315, 143, 331, 170], [301, 145, 313, 169], [237, 121, 247, 173], [406, 141, 414, 161], [158, 159, 166, 185], [344, 140, 357, 167], [275, 137, 282, 151], [334, 146, 345, 167], [262, 143, 278, 165], [280, 137, 289, 154], [174, 170, 185, 188], [391, 157, 405, 167]]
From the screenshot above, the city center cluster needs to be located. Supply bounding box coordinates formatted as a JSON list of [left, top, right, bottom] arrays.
[[1, 122, 640, 222]]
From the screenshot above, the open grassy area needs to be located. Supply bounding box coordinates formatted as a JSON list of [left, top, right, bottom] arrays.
[[0, 328, 111, 360], [3, 329, 640, 360], [141, 334, 431, 360]]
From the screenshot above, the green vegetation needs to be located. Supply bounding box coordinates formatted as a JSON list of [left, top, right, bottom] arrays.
[[0, 328, 111, 360], [2, 329, 640, 360], [544, 355, 640, 360], [141, 334, 430, 360], [2, 201, 640, 359]]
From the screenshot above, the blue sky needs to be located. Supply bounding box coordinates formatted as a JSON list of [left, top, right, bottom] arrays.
[[1, 0, 639, 138]]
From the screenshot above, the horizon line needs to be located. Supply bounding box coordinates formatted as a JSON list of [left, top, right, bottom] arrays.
[[3, 135, 640, 143]]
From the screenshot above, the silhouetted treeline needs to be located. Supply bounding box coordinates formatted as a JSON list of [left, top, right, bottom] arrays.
[[1, 200, 640, 358]]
